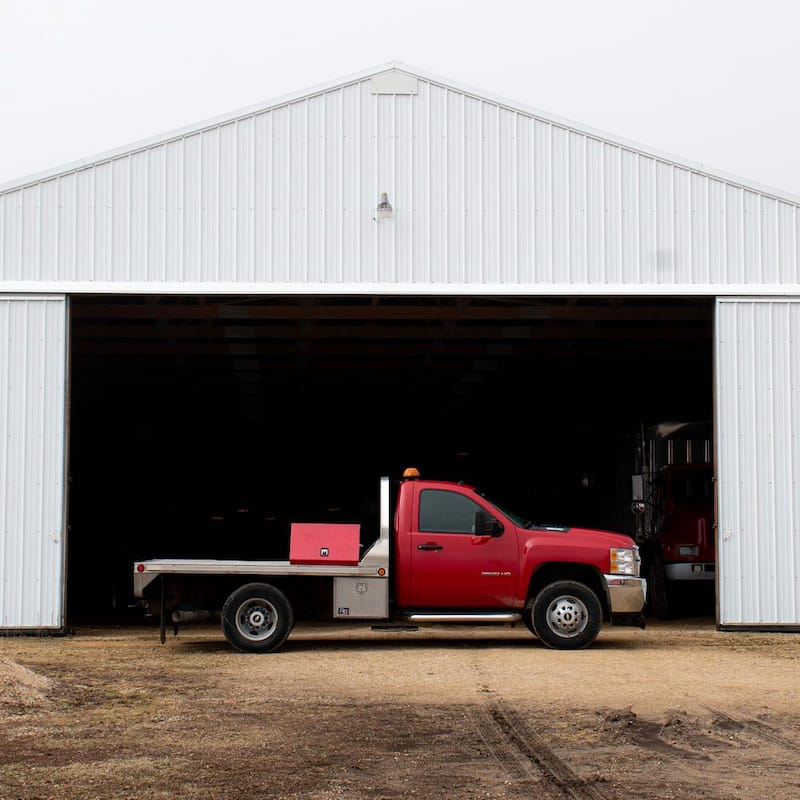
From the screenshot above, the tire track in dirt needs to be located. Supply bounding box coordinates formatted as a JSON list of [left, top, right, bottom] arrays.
[[471, 701, 609, 800], [701, 704, 800, 753], [469, 648, 609, 800]]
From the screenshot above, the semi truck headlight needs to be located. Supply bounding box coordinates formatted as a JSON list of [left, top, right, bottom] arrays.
[[678, 545, 700, 556], [610, 547, 638, 576]]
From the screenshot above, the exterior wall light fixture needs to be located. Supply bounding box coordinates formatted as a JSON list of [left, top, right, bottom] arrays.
[[376, 191, 393, 221]]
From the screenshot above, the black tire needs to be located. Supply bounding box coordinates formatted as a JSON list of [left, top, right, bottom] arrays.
[[523, 613, 537, 636], [221, 582, 294, 653], [530, 580, 603, 650]]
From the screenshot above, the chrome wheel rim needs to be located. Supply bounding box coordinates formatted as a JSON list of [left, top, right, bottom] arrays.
[[235, 598, 278, 641], [545, 594, 589, 638]]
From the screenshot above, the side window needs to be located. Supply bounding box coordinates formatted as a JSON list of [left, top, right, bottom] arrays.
[[419, 489, 482, 534]]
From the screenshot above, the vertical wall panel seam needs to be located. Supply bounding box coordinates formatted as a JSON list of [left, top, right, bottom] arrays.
[[670, 166, 676, 283], [688, 170, 695, 283], [749, 304, 761, 619], [731, 301, 740, 621], [791, 305, 799, 613], [303, 100, 309, 283], [755, 193, 761, 283], [145, 153, 155, 281], [586, 136, 591, 283], [163, 141, 169, 280], [17, 302, 29, 621], [356, 87, 361, 280], [635, 153, 641, 284], [479, 101, 484, 284], [181, 136, 188, 282], [426, 86, 432, 283], [547, 121, 554, 283], [252, 117, 259, 282], [530, 117, 537, 281], [267, 111, 274, 283], [234, 120, 240, 282], [90, 166, 96, 281], [792, 206, 800, 283], [390, 92, 396, 281], [495, 105, 501, 284], [338, 91, 345, 282], [410, 85, 417, 283], [322, 98, 328, 284], [440, 90, 457, 283], [513, 112, 519, 283], [722, 182, 729, 284], [461, 93, 466, 284], [767, 306, 777, 616], [0, 194, 4, 276], [217, 125, 223, 281], [125, 156, 131, 282], [599, 141, 606, 283], [1, 304, 9, 622], [566, 130, 572, 284], [704, 176, 710, 283], [18, 191, 25, 281], [35, 302, 47, 620], [372, 95, 379, 283], [36, 184, 43, 280]]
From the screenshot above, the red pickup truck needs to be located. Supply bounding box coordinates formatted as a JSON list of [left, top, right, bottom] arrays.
[[133, 468, 647, 652]]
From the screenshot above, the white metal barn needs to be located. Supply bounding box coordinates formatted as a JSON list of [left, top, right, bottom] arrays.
[[1, 63, 798, 632]]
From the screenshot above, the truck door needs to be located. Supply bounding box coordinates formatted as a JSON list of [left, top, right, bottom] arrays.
[[409, 487, 517, 608]]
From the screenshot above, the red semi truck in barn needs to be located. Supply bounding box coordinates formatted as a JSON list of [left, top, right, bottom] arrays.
[[631, 420, 715, 618], [133, 468, 647, 652]]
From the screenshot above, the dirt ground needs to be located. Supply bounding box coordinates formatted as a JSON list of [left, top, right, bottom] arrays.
[[1, 616, 799, 800]]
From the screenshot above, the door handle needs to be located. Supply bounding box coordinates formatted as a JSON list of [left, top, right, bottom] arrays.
[[417, 543, 444, 551]]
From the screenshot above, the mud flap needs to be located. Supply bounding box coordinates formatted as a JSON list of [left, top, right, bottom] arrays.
[[611, 611, 647, 629]]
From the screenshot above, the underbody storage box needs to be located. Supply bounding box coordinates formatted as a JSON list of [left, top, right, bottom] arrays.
[[289, 523, 361, 565]]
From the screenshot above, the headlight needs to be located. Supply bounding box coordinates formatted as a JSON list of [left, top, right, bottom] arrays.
[[610, 547, 639, 576], [678, 545, 699, 557]]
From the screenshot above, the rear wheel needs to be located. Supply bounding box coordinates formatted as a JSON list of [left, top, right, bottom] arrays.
[[221, 583, 294, 653], [530, 580, 603, 650]]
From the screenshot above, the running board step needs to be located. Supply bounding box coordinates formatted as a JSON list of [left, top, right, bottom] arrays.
[[402, 612, 522, 624]]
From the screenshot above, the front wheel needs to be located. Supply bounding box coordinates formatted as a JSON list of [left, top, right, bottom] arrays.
[[530, 580, 602, 650], [221, 582, 294, 653]]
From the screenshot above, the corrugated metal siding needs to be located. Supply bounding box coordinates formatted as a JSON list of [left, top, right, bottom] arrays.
[[716, 299, 800, 626], [0, 296, 67, 628], [1, 71, 798, 291]]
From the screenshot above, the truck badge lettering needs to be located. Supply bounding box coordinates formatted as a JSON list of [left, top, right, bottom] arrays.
[[480, 571, 512, 577], [338, 608, 350, 615], [320, 547, 329, 557]]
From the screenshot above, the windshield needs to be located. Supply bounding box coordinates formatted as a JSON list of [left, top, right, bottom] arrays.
[[477, 492, 530, 527], [670, 466, 714, 506]]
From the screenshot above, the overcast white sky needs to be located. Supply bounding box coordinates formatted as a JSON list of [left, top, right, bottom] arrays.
[[1, 0, 798, 197]]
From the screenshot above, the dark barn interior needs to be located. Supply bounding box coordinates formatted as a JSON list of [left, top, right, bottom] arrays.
[[66, 294, 714, 622]]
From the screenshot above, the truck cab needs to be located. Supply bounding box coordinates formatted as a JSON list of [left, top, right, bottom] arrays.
[[391, 470, 647, 649]]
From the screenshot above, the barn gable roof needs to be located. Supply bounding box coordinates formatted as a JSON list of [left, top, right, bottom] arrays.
[[2, 60, 798, 206]]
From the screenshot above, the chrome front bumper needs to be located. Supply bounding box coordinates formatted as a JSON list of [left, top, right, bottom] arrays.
[[604, 575, 648, 614]]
